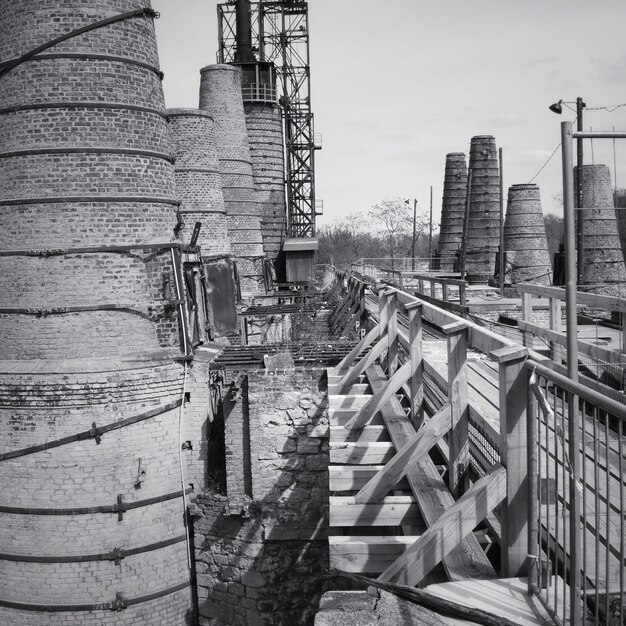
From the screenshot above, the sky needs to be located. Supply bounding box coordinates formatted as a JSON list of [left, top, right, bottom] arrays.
[[152, 0, 626, 228]]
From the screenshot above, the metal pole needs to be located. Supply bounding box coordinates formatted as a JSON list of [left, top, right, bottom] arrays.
[[499, 147, 505, 295], [411, 199, 417, 271], [428, 186, 433, 266], [561, 120, 581, 624], [576, 96, 585, 285]]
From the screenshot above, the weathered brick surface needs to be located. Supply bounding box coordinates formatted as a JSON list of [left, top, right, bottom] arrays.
[[0, 1, 191, 622], [245, 105, 286, 259], [199, 64, 265, 293], [438, 152, 467, 270], [194, 368, 332, 625], [168, 108, 232, 257]]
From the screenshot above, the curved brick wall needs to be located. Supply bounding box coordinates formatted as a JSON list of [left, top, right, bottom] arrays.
[[503, 184, 552, 285], [438, 152, 467, 270], [465, 135, 501, 283], [199, 64, 265, 293], [579, 165, 626, 296], [0, 1, 192, 622], [167, 108, 232, 256], [245, 104, 287, 259]]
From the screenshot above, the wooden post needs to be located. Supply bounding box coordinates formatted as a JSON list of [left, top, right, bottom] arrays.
[[549, 297, 562, 361], [430, 280, 436, 299], [492, 345, 530, 577], [406, 301, 424, 429], [386, 290, 399, 376], [442, 320, 470, 499], [459, 282, 467, 306], [378, 286, 388, 339], [521, 292, 532, 348], [418, 278, 424, 294], [442, 283, 449, 302], [621, 313, 626, 355]]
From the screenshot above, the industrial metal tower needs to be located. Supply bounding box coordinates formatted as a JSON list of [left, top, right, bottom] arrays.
[[217, 0, 320, 240]]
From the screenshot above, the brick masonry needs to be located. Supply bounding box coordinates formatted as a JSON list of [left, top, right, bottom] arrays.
[[0, 1, 192, 622], [194, 368, 335, 625]]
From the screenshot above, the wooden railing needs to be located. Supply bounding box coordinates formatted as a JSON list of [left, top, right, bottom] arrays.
[[330, 268, 626, 623]]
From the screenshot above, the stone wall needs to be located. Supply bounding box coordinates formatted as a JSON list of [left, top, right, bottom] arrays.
[[193, 368, 332, 625]]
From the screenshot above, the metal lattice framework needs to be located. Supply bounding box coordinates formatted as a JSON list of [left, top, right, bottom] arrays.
[[217, 1, 319, 238]]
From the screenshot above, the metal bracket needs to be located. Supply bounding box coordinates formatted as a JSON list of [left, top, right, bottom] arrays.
[[116, 494, 126, 522], [88, 422, 102, 444], [107, 547, 124, 565]]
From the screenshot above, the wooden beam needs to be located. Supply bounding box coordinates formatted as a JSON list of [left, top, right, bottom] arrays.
[[444, 322, 469, 499], [337, 335, 388, 392], [345, 361, 411, 429], [334, 323, 380, 373], [386, 290, 399, 374], [492, 345, 530, 577], [378, 466, 507, 586], [330, 425, 390, 443], [407, 301, 424, 429], [354, 404, 451, 504]]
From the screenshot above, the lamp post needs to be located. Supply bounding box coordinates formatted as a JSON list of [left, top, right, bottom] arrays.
[[549, 97, 586, 284]]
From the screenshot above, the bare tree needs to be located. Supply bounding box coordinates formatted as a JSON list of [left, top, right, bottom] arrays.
[[368, 198, 412, 269]]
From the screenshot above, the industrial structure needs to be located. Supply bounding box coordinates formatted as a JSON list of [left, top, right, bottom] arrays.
[[1, 1, 626, 626]]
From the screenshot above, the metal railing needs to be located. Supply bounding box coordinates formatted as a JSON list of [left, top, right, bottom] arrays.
[[241, 82, 277, 103], [527, 358, 626, 625]]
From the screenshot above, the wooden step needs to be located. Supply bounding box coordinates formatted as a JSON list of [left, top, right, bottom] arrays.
[[329, 394, 373, 411], [329, 535, 420, 573], [327, 373, 367, 385], [330, 442, 395, 465], [329, 495, 420, 527], [329, 465, 410, 492], [329, 408, 385, 427], [330, 425, 390, 443], [328, 382, 369, 395]]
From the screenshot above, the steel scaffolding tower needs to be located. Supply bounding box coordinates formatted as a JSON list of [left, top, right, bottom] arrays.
[[217, 0, 320, 238]]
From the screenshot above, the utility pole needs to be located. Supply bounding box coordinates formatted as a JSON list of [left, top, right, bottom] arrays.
[[428, 186, 433, 268], [499, 148, 504, 295], [576, 96, 585, 285], [411, 198, 417, 271]]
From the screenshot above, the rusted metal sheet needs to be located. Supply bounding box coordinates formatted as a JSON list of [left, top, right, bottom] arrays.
[[204, 257, 238, 336]]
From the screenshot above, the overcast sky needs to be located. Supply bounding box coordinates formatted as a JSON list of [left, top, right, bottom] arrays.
[[152, 0, 626, 227]]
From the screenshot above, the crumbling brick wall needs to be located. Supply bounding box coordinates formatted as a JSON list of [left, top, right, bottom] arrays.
[[193, 367, 333, 625]]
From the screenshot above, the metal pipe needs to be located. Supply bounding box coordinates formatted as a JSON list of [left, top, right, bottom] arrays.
[[572, 130, 626, 139], [560, 119, 581, 624], [499, 147, 504, 295], [235, 0, 254, 62]]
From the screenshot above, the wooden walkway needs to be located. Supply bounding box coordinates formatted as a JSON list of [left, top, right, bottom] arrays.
[[324, 270, 626, 625]]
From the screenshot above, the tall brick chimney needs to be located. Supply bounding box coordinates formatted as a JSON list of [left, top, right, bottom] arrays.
[[0, 1, 193, 622], [438, 152, 467, 270], [199, 64, 266, 294]]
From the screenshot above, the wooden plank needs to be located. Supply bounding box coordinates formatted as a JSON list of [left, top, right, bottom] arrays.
[[329, 495, 419, 527], [329, 465, 410, 492], [330, 442, 395, 465], [354, 404, 451, 504], [365, 364, 496, 582], [330, 425, 390, 443], [327, 383, 369, 395], [329, 394, 372, 411], [378, 466, 507, 586], [329, 535, 421, 574], [345, 361, 411, 429]]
